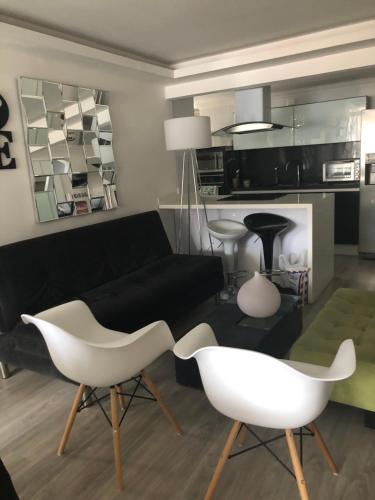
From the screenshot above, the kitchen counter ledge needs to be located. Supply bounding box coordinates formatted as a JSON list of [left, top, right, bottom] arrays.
[[158, 192, 334, 210]]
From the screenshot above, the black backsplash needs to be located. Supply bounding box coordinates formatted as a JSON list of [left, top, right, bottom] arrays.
[[224, 142, 360, 189]]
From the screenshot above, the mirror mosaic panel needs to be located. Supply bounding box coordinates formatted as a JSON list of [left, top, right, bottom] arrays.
[[19, 77, 118, 222]]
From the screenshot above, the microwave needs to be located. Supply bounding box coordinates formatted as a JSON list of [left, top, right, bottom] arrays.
[[322, 159, 360, 182], [196, 148, 225, 172]]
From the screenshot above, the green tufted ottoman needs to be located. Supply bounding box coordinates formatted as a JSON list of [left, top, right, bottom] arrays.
[[289, 288, 375, 427]]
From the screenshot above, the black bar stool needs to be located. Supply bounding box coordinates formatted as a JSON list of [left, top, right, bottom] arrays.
[[243, 213, 290, 274]]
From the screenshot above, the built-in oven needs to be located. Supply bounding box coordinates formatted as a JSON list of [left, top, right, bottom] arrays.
[[322, 159, 360, 182], [198, 173, 225, 196]]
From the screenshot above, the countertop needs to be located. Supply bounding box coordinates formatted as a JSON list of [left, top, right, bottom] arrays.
[[231, 182, 359, 194], [232, 187, 359, 194], [158, 192, 334, 210]]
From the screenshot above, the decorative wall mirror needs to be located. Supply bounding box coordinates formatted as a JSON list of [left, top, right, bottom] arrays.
[[19, 77, 118, 222]]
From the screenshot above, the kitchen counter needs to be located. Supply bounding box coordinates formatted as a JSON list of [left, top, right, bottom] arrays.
[[231, 186, 359, 193], [159, 193, 334, 303], [230, 181, 359, 192], [158, 192, 333, 210]]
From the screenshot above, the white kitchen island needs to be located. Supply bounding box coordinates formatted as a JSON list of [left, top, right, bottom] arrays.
[[159, 193, 334, 303]]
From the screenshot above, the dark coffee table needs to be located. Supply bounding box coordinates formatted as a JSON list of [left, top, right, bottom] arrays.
[[175, 295, 302, 389]]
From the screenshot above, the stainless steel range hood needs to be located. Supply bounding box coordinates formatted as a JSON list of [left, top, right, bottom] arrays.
[[213, 87, 287, 136]]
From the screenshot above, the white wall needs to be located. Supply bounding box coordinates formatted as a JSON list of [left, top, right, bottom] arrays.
[[194, 92, 233, 147], [0, 26, 177, 245]]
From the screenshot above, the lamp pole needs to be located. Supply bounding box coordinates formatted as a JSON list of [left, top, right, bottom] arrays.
[[164, 116, 213, 256]]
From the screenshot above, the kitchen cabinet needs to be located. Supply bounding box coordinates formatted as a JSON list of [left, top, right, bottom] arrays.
[[334, 191, 359, 245], [294, 97, 366, 146], [233, 96, 367, 151], [194, 93, 367, 151]]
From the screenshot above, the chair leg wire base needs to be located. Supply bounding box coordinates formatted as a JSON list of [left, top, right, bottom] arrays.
[[58, 371, 181, 491], [205, 421, 337, 500], [77, 374, 157, 428], [229, 424, 314, 479]]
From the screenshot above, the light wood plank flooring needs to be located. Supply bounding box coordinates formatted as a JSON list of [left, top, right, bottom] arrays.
[[1, 256, 375, 500]]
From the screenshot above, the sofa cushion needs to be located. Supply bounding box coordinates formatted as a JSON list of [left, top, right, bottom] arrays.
[[80, 254, 224, 333], [289, 288, 375, 412], [104, 211, 172, 277], [0, 211, 172, 332]]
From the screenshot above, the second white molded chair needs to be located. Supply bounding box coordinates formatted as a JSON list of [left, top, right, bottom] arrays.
[[174, 323, 356, 500], [207, 219, 247, 295], [22, 300, 182, 490]]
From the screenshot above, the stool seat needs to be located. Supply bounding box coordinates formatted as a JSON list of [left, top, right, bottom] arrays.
[[244, 213, 289, 234], [244, 213, 290, 273], [208, 219, 247, 297], [207, 219, 248, 241]]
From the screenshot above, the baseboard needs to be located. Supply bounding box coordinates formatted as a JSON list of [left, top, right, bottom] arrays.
[[335, 245, 359, 256]]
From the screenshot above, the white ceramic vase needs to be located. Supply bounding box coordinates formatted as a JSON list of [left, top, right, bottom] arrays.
[[237, 271, 281, 318]]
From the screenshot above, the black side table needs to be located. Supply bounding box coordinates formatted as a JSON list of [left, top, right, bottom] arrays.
[[175, 295, 302, 389]]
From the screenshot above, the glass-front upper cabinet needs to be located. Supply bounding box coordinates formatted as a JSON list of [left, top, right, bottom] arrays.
[[293, 96, 367, 145], [233, 106, 294, 150]]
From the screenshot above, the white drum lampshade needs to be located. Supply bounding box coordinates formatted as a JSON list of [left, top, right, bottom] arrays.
[[237, 271, 281, 318], [164, 116, 212, 151]]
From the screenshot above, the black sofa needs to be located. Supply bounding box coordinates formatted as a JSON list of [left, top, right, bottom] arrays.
[[0, 211, 224, 381]]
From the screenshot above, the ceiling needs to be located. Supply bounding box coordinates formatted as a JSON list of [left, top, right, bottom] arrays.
[[0, 0, 375, 65]]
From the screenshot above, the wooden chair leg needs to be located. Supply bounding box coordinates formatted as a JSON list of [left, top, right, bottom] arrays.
[[110, 387, 124, 490], [285, 429, 309, 500], [237, 424, 247, 447], [115, 384, 126, 411], [204, 420, 241, 500], [307, 422, 338, 476], [141, 370, 182, 435], [58, 384, 86, 456]]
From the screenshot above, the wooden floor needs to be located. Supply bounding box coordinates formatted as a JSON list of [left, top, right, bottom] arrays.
[[2, 256, 375, 500]]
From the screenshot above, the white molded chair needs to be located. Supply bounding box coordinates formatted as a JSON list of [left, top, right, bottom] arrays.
[[22, 300, 182, 490], [174, 323, 356, 500], [207, 219, 247, 296]]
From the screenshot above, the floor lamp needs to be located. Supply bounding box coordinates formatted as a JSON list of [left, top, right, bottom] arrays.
[[164, 116, 213, 255]]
